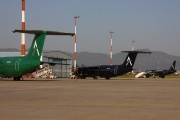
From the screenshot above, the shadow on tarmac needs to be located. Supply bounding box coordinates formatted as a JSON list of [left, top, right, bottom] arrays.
[[0, 78, 60, 82]]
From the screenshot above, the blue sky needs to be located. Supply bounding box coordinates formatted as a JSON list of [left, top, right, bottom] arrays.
[[0, 0, 180, 56]]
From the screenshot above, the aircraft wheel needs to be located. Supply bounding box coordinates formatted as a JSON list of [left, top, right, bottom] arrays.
[[105, 77, 110, 80], [13, 77, 17, 81], [17, 77, 21, 81], [13, 77, 21, 81], [145, 74, 150, 78]]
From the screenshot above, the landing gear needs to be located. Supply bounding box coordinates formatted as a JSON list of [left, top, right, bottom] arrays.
[[93, 76, 98, 79], [80, 76, 86, 79], [144, 74, 151, 78], [160, 76, 165, 78], [146, 75, 150, 78], [13, 76, 21, 81], [105, 77, 110, 80]]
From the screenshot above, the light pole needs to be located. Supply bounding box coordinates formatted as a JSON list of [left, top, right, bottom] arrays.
[[110, 31, 114, 65], [73, 15, 80, 72], [132, 40, 135, 51]]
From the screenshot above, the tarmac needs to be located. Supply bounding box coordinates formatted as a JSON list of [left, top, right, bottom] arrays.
[[0, 77, 180, 120]]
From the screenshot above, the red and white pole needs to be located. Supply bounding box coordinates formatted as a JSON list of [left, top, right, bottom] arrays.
[[110, 31, 114, 65], [21, 0, 25, 56], [131, 40, 135, 76], [73, 16, 79, 72], [132, 40, 135, 51]]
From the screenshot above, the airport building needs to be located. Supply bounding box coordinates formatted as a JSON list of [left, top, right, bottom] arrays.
[[42, 50, 72, 78], [0, 51, 72, 78]]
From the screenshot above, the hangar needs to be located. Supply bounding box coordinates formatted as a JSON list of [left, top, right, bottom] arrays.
[[42, 50, 72, 78], [0, 50, 72, 78]]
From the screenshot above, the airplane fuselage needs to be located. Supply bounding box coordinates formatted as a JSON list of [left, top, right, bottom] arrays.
[[1, 29, 74, 81], [0, 57, 40, 78], [145, 69, 176, 78], [75, 51, 151, 79], [76, 65, 133, 79]]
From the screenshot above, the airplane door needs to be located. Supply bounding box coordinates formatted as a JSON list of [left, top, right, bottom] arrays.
[[114, 66, 118, 74], [15, 59, 21, 71]]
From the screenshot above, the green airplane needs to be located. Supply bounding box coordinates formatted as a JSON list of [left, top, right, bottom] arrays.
[[0, 30, 74, 80]]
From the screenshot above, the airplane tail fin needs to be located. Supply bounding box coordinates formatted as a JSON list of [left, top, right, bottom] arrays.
[[170, 61, 176, 70], [13, 30, 74, 60], [122, 52, 138, 67], [25, 32, 46, 60], [122, 51, 151, 67]]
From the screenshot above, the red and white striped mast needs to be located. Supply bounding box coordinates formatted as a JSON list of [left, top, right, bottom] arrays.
[[21, 0, 26, 56], [131, 40, 135, 76], [73, 16, 80, 72], [132, 40, 135, 51], [110, 31, 114, 65], [158, 59, 160, 70]]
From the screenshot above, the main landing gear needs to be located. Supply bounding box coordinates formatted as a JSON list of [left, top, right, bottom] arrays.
[[13, 76, 21, 81]]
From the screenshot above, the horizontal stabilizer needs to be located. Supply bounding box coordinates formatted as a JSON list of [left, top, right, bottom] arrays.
[[122, 51, 151, 54], [40, 62, 56, 66], [13, 30, 75, 36]]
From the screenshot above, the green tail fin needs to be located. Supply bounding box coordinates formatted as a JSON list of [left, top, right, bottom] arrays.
[[25, 31, 46, 60]]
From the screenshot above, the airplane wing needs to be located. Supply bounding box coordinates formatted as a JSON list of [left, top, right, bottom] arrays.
[[122, 51, 151, 54], [13, 30, 75, 36]]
